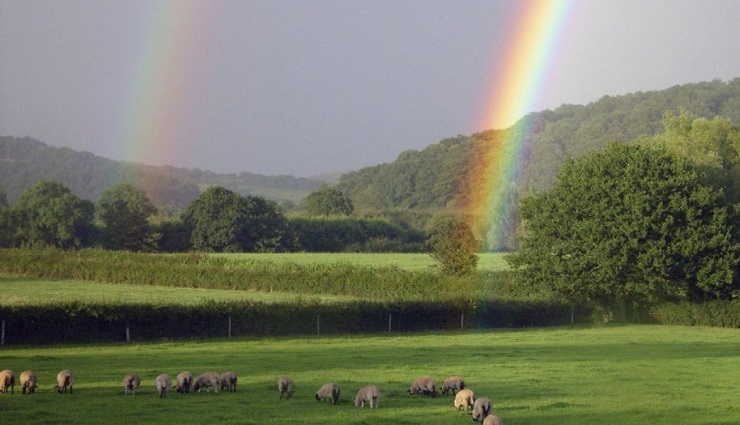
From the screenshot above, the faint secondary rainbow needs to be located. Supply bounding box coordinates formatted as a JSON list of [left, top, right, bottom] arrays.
[[116, 1, 215, 168], [465, 0, 573, 251]]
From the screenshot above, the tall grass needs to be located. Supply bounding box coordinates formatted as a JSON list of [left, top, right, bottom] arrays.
[[0, 326, 737, 424]]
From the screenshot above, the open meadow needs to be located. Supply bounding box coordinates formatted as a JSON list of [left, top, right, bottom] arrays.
[[1, 325, 739, 425]]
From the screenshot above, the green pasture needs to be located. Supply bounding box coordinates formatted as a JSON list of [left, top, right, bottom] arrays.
[[0, 275, 354, 306], [1, 325, 738, 424], [215, 252, 510, 273]]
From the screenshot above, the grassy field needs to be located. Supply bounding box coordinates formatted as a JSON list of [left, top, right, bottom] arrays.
[[215, 252, 510, 273], [0, 325, 738, 424]]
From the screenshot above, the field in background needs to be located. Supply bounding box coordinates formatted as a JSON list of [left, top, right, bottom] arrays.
[[0, 325, 738, 424]]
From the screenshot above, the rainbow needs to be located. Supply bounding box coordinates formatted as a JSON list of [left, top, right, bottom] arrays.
[[465, 0, 574, 251], [116, 1, 216, 168]]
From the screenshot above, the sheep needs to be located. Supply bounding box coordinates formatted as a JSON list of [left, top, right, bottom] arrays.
[[122, 373, 141, 395], [471, 397, 493, 422], [354, 384, 380, 408], [155, 374, 171, 398], [219, 371, 237, 393], [191, 371, 220, 394], [482, 414, 504, 425], [278, 376, 293, 399], [54, 370, 74, 394], [315, 382, 340, 405], [0, 370, 15, 394], [408, 376, 437, 397], [174, 371, 193, 394], [454, 389, 475, 411], [20, 370, 37, 394], [442, 376, 465, 395]]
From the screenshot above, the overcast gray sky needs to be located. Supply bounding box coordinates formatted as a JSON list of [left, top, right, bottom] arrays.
[[1, 0, 739, 177]]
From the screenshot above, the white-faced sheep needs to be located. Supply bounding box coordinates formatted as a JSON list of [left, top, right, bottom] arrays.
[[482, 414, 504, 425], [54, 370, 74, 394], [471, 397, 493, 422], [191, 371, 220, 394], [278, 376, 293, 399], [155, 374, 171, 398], [442, 376, 465, 395], [219, 371, 237, 393], [454, 388, 475, 411], [354, 385, 380, 408], [122, 373, 141, 395], [408, 376, 437, 397], [315, 382, 340, 405], [175, 371, 193, 394], [0, 370, 15, 394], [20, 370, 37, 394]]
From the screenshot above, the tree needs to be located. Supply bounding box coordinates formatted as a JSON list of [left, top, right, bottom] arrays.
[[305, 185, 354, 216], [96, 183, 157, 251], [426, 217, 479, 276], [508, 144, 739, 309], [12, 181, 95, 248], [182, 186, 286, 252]]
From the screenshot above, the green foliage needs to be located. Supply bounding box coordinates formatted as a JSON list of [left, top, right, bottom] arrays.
[[12, 180, 95, 248], [426, 217, 479, 276], [509, 144, 739, 307], [304, 185, 354, 215], [656, 300, 740, 327], [95, 183, 158, 251], [287, 216, 425, 252], [182, 186, 286, 252]]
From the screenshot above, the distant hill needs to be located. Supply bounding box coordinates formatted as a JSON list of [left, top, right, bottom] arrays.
[[338, 78, 740, 211], [0, 137, 323, 209]]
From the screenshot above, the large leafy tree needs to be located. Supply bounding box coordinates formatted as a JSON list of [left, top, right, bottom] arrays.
[[508, 144, 738, 308], [96, 183, 157, 251], [182, 186, 286, 252], [305, 185, 354, 216], [13, 181, 95, 248], [426, 216, 479, 276]]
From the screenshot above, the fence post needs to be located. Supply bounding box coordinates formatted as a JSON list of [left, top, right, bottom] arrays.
[[228, 316, 232, 338], [571, 306, 575, 325], [316, 315, 320, 336], [388, 312, 392, 333], [1, 320, 4, 346], [461, 310, 464, 329], [125, 322, 131, 343]]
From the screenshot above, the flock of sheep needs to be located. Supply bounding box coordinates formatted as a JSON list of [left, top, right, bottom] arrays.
[[0, 368, 504, 423]]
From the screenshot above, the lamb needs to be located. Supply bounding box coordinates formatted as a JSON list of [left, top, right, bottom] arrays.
[[471, 397, 493, 422], [191, 371, 220, 394], [354, 384, 380, 408], [278, 376, 293, 399], [155, 374, 171, 398], [174, 371, 193, 394], [0, 370, 15, 394], [482, 414, 504, 425], [315, 382, 340, 404], [54, 370, 74, 394], [122, 373, 141, 395], [219, 371, 237, 392], [20, 370, 37, 394], [454, 389, 475, 411], [442, 376, 465, 395], [408, 376, 437, 397]]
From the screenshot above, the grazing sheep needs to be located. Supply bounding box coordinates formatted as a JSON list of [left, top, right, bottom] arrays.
[[454, 389, 475, 411], [219, 372, 237, 393], [278, 376, 293, 399], [471, 397, 493, 422], [122, 373, 141, 395], [174, 371, 193, 394], [315, 383, 340, 404], [54, 370, 74, 394], [155, 374, 171, 398], [20, 370, 37, 394], [442, 376, 465, 395], [191, 371, 220, 394], [0, 370, 15, 394], [482, 414, 504, 425], [354, 385, 380, 408], [408, 376, 437, 397]]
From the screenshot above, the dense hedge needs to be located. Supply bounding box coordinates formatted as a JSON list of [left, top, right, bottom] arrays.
[[0, 299, 591, 345], [656, 301, 740, 327]]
